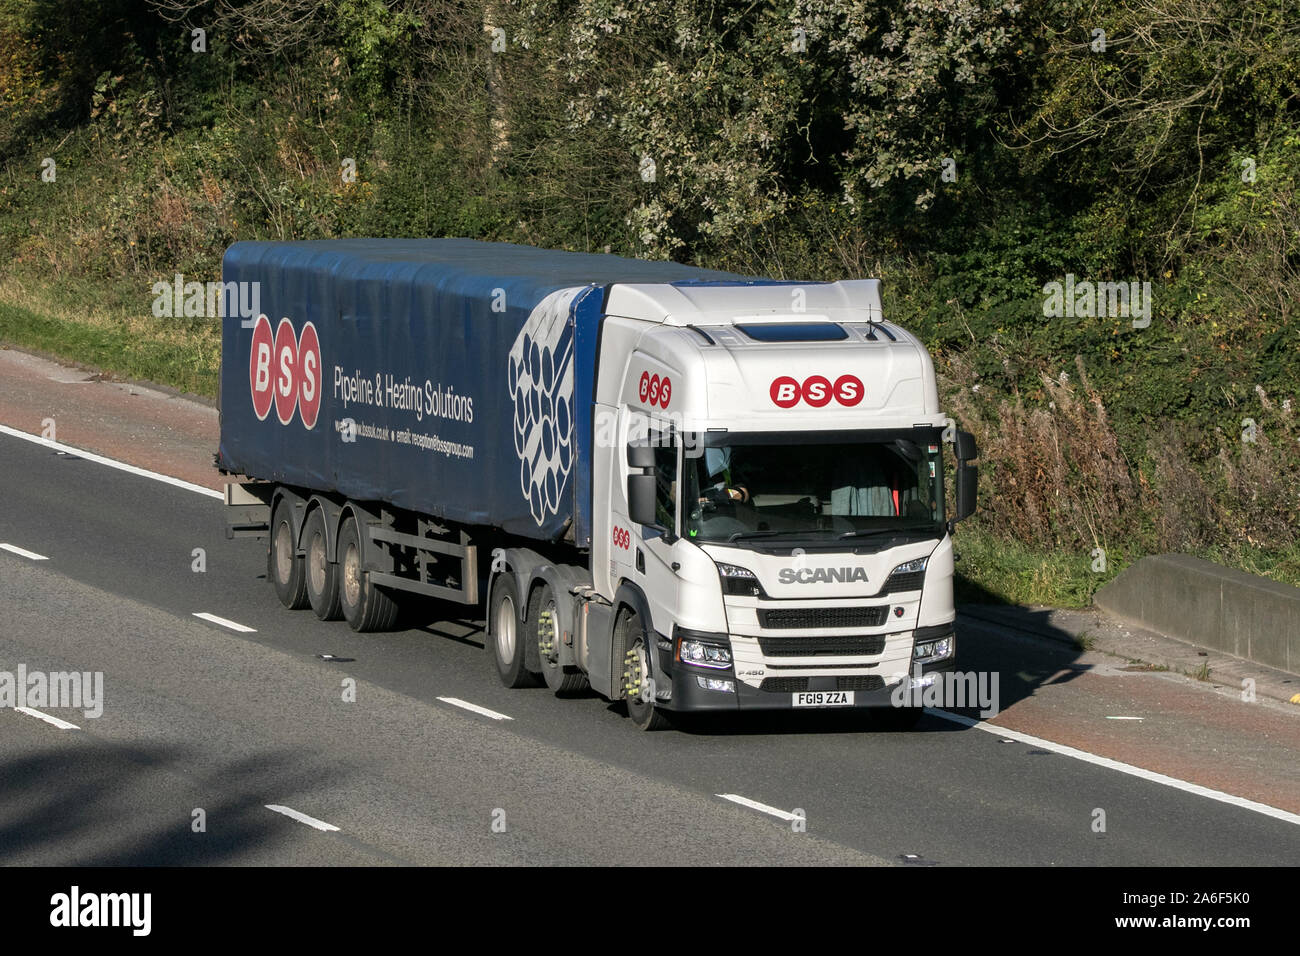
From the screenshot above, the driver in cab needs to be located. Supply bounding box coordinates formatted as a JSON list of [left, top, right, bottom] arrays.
[[698, 446, 750, 508]]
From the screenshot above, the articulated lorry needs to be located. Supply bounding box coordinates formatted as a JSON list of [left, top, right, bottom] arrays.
[[218, 239, 978, 729]]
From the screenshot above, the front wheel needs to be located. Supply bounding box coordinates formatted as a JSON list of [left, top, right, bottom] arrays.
[[618, 611, 671, 731]]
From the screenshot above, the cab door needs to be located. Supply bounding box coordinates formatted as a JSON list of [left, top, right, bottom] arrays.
[[615, 406, 681, 640]]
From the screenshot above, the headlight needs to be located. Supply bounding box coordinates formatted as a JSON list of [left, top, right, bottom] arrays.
[[891, 557, 928, 576], [674, 626, 733, 669], [884, 556, 928, 594], [913, 635, 954, 664], [716, 562, 764, 597]]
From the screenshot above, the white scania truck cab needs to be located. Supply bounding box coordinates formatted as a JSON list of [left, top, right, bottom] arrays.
[[495, 278, 978, 730]]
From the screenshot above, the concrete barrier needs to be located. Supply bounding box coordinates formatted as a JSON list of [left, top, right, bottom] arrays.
[[1094, 554, 1298, 673]]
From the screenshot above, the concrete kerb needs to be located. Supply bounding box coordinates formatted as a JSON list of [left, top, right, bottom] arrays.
[[1095, 554, 1298, 675]]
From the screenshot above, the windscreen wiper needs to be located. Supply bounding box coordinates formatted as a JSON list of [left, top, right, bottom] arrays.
[[838, 527, 934, 540], [727, 529, 810, 542]]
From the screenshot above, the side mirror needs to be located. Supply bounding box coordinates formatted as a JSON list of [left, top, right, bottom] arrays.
[[627, 440, 655, 470], [627, 439, 659, 529], [954, 462, 978, 522], [955, 429, 978, 463], [627, 474, 658, 527], [951, 428, 978, 525]]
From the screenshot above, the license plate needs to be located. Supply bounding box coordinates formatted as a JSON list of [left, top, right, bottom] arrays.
[[792, 691, 855, 708]]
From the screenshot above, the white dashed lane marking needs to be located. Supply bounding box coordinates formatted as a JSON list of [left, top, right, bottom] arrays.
[[264, 805, 340, 832], [436, 697, 513, 721], [192, 612, 257, 633], [716, 793, 800, 822], [0, 543, 49, 561], [14, 707, 80, 730]]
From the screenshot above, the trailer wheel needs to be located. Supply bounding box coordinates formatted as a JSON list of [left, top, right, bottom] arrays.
[[337, 516, 399, 632], [269, 498, 309, 610], [304, 509, 342, 621], [618, 610, 671, 731], [488, 575, 538, 688], [528, 583, 588, 696]]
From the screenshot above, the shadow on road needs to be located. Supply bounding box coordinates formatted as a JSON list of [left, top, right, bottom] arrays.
[[0, 741, 353, 865], [397, 587, 1087, 739]]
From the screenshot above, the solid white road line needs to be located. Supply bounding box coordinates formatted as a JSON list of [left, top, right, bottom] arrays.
[[716, 793, 801, 822], [0, 424, 223, 499], [192, 612, 257, 633], [928, 708, 1300, 827], [436, 697, 513, 721], [14, 707, 80, 730], [0, 543, 49, 561], [264, 805, 340, 832]]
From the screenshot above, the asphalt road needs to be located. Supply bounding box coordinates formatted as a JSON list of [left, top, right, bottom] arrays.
[[1, 430, 1297, 865]]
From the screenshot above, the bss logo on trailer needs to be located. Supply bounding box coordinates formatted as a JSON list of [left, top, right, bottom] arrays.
[[249, 315, 321, 429]]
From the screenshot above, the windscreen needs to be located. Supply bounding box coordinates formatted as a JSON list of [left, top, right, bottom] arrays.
[[683, 430, 945, 546]]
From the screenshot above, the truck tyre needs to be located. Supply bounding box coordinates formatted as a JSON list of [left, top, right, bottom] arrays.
[[488, 574, 539, 688], [618, 610, 671, 731], [269, 498, 309, 610], [304, 508, 342, 621], [528, 583, 588, 696], [337, 516, 400, 632]]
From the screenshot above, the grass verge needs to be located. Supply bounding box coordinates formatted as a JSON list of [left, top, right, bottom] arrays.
[[0, 296, 219, 398], [953, 522, 1122, 608]]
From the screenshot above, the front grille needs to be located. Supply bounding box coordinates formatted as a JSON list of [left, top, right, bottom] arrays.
[[760, 677, 809, 693], [882, 570, 925, 594], [835, 675, 885, 691], [757, 634, 888, 657], [758, 606, 888, 629], [759, 675, 886, 693]]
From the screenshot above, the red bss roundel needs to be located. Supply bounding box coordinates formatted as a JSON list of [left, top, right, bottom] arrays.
[[249, 315, 274, 421], [612, 526, 631, 549], [272, 318, 299, 425], [769, 374, 864, 409], [297, 321, 322, 430], [250, 317, 321, 429], [637, 370, 672, 409]]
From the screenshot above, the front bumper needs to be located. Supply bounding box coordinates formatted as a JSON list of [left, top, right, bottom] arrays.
[[656, 642, 955, 713]]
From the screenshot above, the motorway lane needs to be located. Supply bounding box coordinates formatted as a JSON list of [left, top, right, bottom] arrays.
[[0, 559, 885, 866], [2, 430, 1298, 865], [0, 704, 392, 866]]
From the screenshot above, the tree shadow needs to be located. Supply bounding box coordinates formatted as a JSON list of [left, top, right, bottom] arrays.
[[0, 739, 360, 865]]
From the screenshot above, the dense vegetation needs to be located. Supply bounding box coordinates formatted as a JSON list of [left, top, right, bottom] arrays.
[[1, 0, 1296, 602]]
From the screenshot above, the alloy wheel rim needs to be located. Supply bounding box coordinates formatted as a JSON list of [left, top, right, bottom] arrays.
[[495, 594, 516, 664]]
